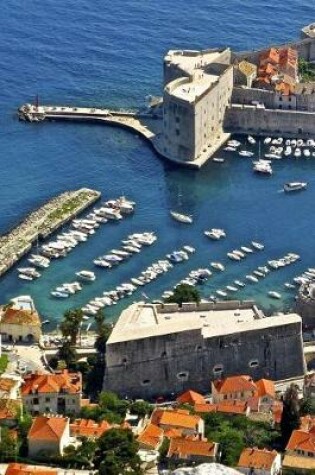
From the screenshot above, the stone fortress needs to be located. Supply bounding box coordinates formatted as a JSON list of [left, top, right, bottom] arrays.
[[103, 300, 306, 399], [153, 22, 315, 167]]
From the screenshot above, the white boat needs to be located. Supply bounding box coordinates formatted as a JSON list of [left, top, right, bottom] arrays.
[[227, 140, 241, 147], [17, 267, 41, 278], [253, 162, 273, 175], [246, 275, 259, 283], [251, 241, 264, 250], [239, 150, 254, 157], [51, 291, 69, 298], [224, 146, 236, 152], [253, 270, 264, 278], [213, 157, 225, 163], [28, 254, 50, 268], [204, 228, 226, 240], [226, 285, 238, 292], [75, 270, 96, 282], [183, 245, 195, 254], [227, 252, 241, 261], [19, 274, 34, 281], [234, 280, 245, 287], [211, 262, 225, 271], [283, 182, 307, 192], [241, 246, 253, 254], [216, 290, 227, 297], [264, 137, 272, 144], [170, 211, 193, 224], [97, 207, 122, 220], [247, 135, 256, 144], [268, 291, 282, 299], [303, 149, 311, 157], [294, 148, 301, 158], [284, 282, 296, 289], [233, 250, 245, 258]]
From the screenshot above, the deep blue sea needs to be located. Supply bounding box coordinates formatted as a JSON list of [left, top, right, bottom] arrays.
[[1, 0, 314, 328]]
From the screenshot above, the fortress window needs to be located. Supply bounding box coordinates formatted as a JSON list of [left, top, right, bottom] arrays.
[[213, 364, 224, 375], [161, 351, 167, 358], [196, 345, 203, 352], [122, 357, 128, 364], [177, 371, 189, 381], [249, 359, 259, 368], [176, 130, 180, 136], [141, 379, 151, 386]]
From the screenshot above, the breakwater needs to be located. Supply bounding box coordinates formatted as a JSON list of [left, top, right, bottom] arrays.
[[0, 188, 100, 277]]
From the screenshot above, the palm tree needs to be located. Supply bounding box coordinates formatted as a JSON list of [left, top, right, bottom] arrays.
[[60, 308, 83, 346]]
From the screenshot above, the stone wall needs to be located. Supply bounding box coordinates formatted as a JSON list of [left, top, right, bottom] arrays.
[[224, 105, 315, 137], [104, 319, 305, 399]]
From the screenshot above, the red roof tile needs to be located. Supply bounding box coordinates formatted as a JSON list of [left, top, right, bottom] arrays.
[[22, 370, 81, 395], [28, 416, 68, 442], [238, 447, 279, 470], [137, 423, 164, 449], [168, 437, 216, 459], [70, 418, 111, 438], [5, 464, 57, 475], [177, 390, 206, 406], [213, 375, 257, 394]]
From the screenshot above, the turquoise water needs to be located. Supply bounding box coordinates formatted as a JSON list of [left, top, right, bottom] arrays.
[[0, 1, 314, 326]]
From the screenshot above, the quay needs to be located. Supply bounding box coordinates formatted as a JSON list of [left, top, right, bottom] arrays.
[[18, 103, 227, 169], [0, 187, 101, 278]]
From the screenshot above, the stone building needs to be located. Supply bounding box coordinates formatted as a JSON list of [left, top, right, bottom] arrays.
[[161, 48, 233, 165], [22, 370, 82, 415], [103, 301, 306, 399], [0, 296, 42, 343], [28, 415, 71, 458]]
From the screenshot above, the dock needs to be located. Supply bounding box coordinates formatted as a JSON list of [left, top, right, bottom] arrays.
[[18, 104, 226, 169], [0, 188, 101, 278]]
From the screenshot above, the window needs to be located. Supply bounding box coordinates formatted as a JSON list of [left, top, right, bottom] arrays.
[[161, 351, 167, 358], [45, 397, 50, 402], [249, 359, 259, 368], [33, 398, 39, 405], [177, 371, 189, 381], [213, 364, 224, 375], [175, 117, 180, 123], [176, 130, 180, 136], [122, 357, 128, 364]]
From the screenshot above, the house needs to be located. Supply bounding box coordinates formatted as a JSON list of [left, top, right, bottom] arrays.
[[137, 423, 164, 451], [248, 379, 277, 413], [0, 306, 42, 343], [176, 390, 206, 406], [22, 370, 82, 415], [238, 447, 281, 475], [167, 437, 219, 464], [27, 415, 71, 458], [151, 408, 204, 437], [5, 463, 57, 475], [194, 400, 250, 417], [283, 426, 315, 472], [70, 418, 111, 439], [212, 375, 257, 403]]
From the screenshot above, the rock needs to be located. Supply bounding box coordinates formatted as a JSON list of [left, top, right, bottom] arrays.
[[165, 463, 242, 475]]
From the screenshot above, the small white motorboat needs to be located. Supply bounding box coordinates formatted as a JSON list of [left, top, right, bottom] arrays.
[[211, 262, 225, 271], [241, 246, 253, 253], [75, 270, 96, 282], [226, 285, 238, 292], [247, 135, 256, 145], [268, 291, 282, 299], [239, 150, 254, 157], [204, 228, 226, 240], [251, 241, 264, 250], [246, 275, 259, 283], [234, 280, 245, 287], [216, 289, 227, 297], [213, 157, 225, 163], [227, 252, 241, 261], [283, 182, 307, 192], [170, 211, 193, 224]]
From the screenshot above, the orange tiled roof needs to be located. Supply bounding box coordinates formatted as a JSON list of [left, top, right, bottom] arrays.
[[164, 427, 184, 439], [70, 418, 111, 438], [157, 409, 201, 431], [177, 390, 206, 406], [213, 375, 257, 394], [28, 416, 68, 442], [0, 399, 20, 420], [238, 447, 278, 470], [138, 423, 164, 449], [275, 81, 294, 96], [5, 464, 57, 475], [255, 379, 275, 398], [1, 308, 40, 326], [259, 48, 280, 65], [217, 400, 248, 415], [286, 429, 315, 453], [22, 370, 81, 395], [168, 437, 216, 459], [194, 403, 217, 414]]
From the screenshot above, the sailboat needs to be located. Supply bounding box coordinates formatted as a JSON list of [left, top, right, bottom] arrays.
[[170, 186, 193, 224]]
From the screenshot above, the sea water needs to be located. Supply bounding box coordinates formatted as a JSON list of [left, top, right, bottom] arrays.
[[0, 0, 314, 326]]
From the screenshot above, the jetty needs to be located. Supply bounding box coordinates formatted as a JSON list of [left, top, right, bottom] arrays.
[[0, 188, 100, 278]]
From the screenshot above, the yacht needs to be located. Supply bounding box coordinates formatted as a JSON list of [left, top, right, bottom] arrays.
[[234, 280, 245, 287], [251, 241, 264, 250], [97, 207, 122, 220], [216, 289, 227, 297], [204, 228, 226, 240], [51, 291, 69, 298], [246, 275, 259, 283], [241, 246, 253, 254], [247, 135, 256, 145], [28, 254, 50, 268], [268, 291, 282, 299], [239, 150, 254, 157], [75, 270, 96, 282], [17, 267, 41, 278], [19, 274, 34, 281], [170, 211, 193, 224], [224, 146, 237, 152], [93, 259, 112, 268], [253, 161, 273, 175], [284, 182, 307, 192], [227, 252, 241, 261], [264, 137, 272, 144], [211, 262, 225, 271], [183, 245, 196, 254], [233, 250, 245, 258], [227, 140, 241, 147]]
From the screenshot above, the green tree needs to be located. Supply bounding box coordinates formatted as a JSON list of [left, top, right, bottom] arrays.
[[281, 384, 301, 447], [94, 310, 112, 355], [57, 340, 77, 370], [17, 407, 33, 456], [216, 427, 244, 466], [165, 283, 200, 305], [0, 427, 17, 462], [300, 397, 315, 416], [60, 308, 84, 345], [95, 428, 142, 475]]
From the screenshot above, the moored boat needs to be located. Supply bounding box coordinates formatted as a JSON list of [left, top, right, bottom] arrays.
[[170, 211, 193, 224], [283, 182, 307, 192]]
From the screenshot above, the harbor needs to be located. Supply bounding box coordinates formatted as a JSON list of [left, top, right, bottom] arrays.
[[0, 188, 100, 278]]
